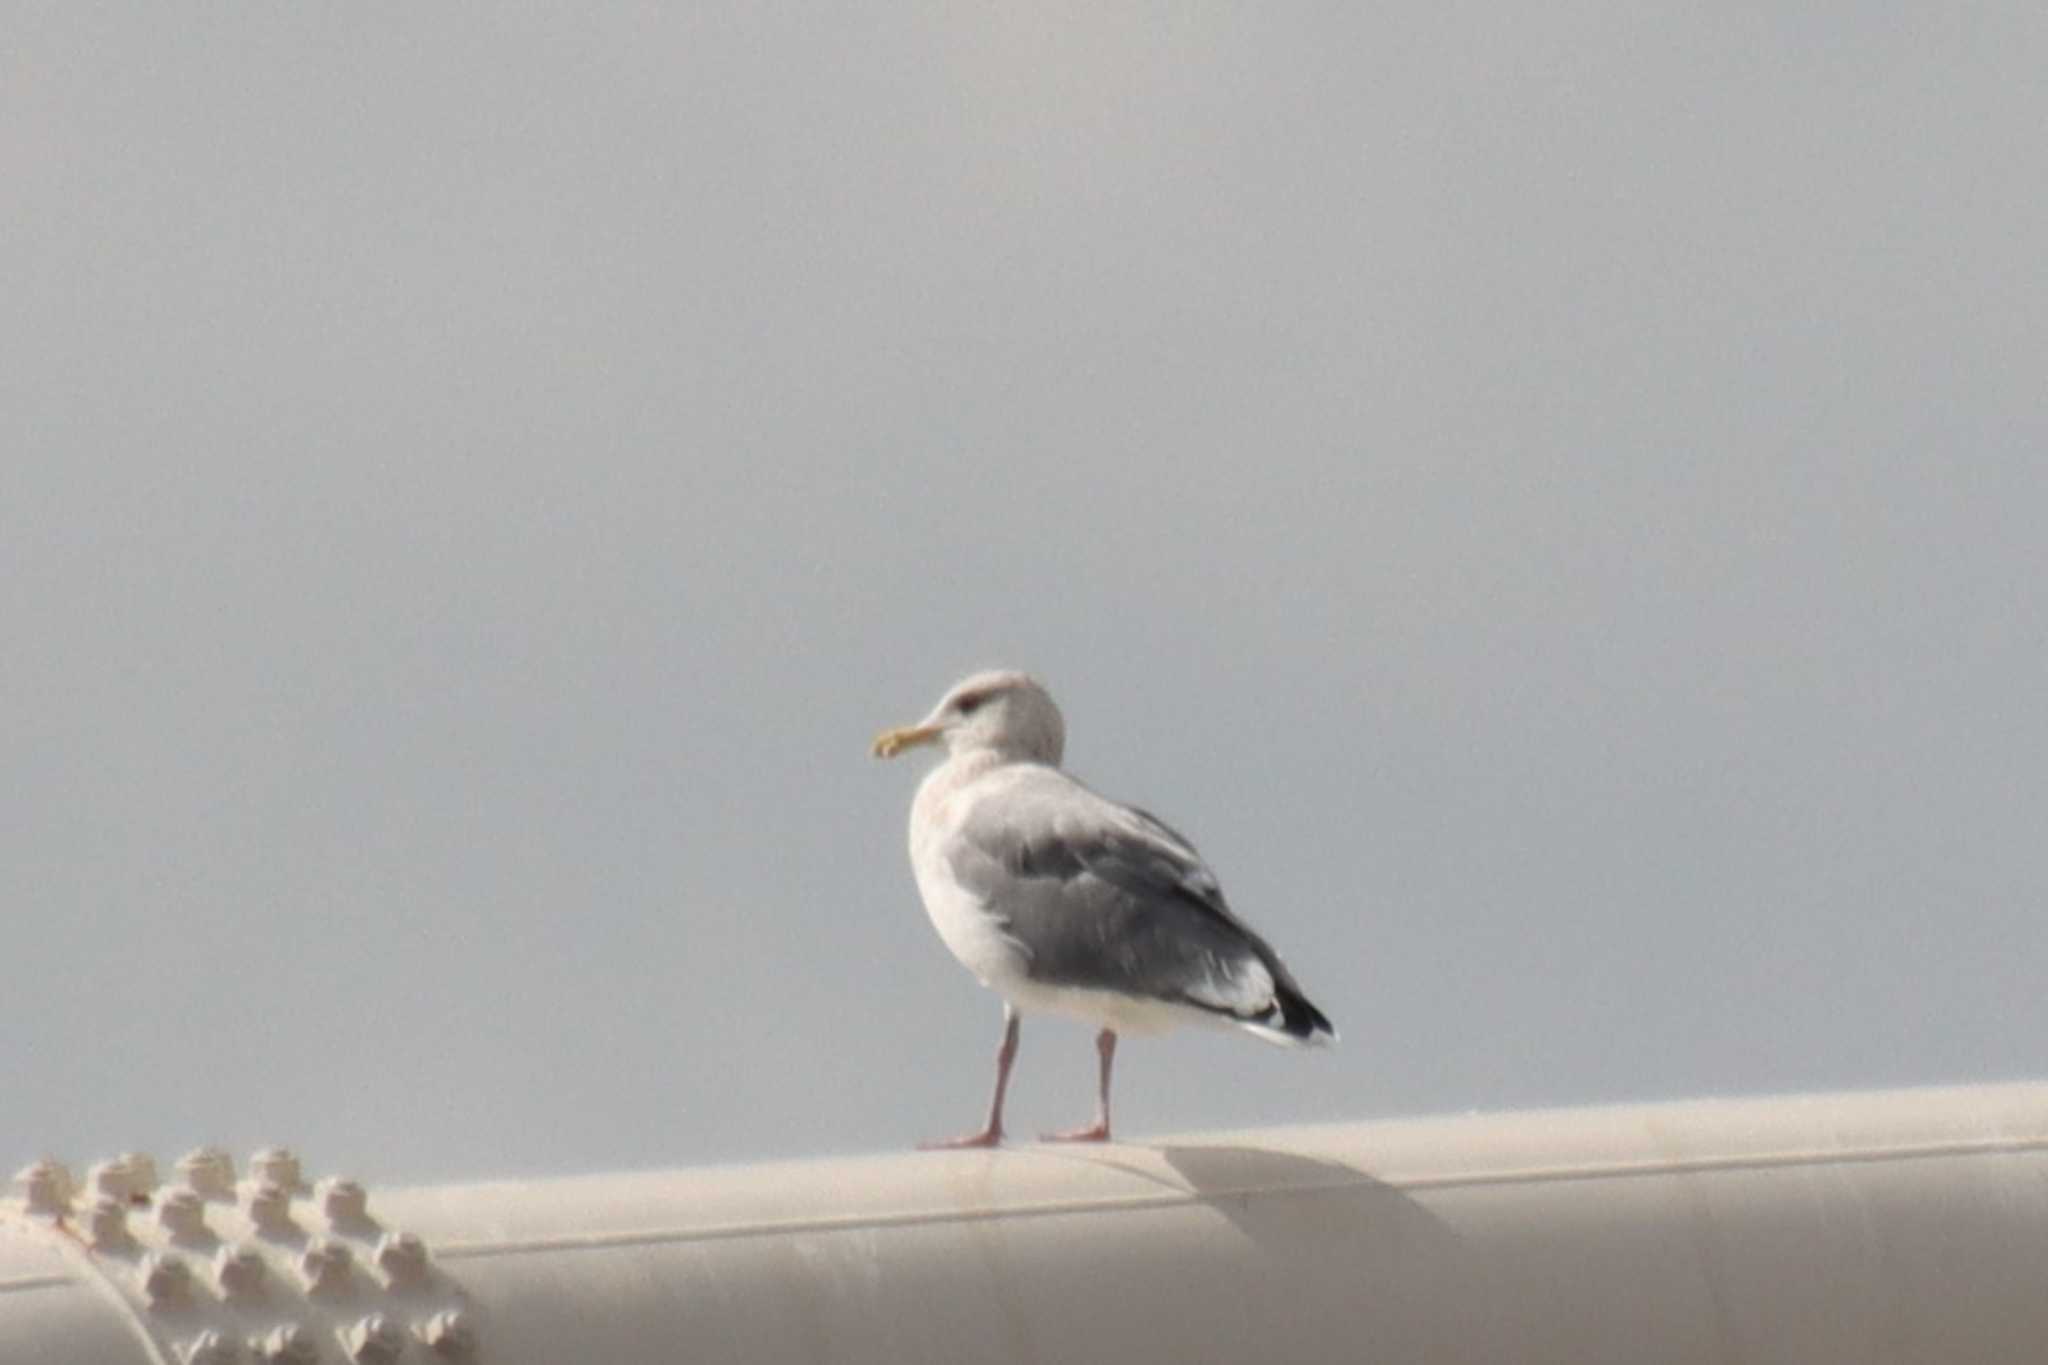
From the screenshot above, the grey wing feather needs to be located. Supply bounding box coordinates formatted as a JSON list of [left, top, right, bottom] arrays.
[[943, 768, 1303, 1022]]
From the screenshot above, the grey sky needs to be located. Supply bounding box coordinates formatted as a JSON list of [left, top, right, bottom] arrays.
[[5, 5, 2044, 1183]]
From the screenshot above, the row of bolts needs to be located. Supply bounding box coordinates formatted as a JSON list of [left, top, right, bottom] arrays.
[[11, 1148, 473, 1361]]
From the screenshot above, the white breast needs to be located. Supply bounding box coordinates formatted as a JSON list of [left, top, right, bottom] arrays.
[[907, 757, 1031, 992]]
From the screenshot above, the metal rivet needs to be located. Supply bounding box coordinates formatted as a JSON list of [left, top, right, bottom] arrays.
[[179, 1330, 240, 1365], [14, 1159, 74, 1216], [87, 1159, 138, 1204], [215, 1245, 269, 1299], [347, 1312, 407, 1363], [159, 1187, 209, 1239], [252, 1323, 320, 1364], [374, 1231, 429, 1288], [178, 1147, 237, 1201], [85, 1196, 132, 1251], [250, 1149, 305, 1193], [320, 1178, 370, 1224], [121, 1152, 160, 1198], [301, 1238, 355, 1296], [417, 1309, 476, 1359], [142, 1252, 194, 1310], [246, 1182, 295, 1234]]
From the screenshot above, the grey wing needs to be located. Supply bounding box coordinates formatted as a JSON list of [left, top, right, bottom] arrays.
[[943, 769, 1298, 1022]]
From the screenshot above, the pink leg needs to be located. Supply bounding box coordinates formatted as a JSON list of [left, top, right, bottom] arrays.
[[1042, 1029, 1117, 1143], [920, 1004, 1020, 1149]]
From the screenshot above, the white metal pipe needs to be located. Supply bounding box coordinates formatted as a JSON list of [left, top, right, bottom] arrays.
[[8, 1082, 2048, 1364]]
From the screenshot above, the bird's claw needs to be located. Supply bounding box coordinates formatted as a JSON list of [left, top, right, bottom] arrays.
[[1039, 1122, 1112, 1144], [918, 1128, 1004, 1150]]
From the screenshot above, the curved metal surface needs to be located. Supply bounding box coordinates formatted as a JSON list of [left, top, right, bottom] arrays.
[[8, 1083, 2048, 1363]]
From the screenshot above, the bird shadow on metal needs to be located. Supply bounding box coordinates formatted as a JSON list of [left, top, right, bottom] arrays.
[[1030, 1141, 1458, 1260], [1150, 1143, 1462, 1294]]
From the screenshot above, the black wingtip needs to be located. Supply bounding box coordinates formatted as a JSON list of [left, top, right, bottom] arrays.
[[1278, 983, 1337, 1044]]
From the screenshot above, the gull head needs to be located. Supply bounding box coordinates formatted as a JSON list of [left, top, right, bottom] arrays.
[[872, 670, 1066, 765]]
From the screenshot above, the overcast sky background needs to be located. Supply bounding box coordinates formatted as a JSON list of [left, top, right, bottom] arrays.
[[5, 6, 2044, 1186]]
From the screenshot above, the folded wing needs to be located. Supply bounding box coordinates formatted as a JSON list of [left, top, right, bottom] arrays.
[[943, 767, 1333, 1043]]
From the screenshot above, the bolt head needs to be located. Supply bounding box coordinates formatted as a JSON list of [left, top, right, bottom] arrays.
[[177, 1146, 237, 1200], [120, 1152, 160, 1197], [159, 1187, 209, 1239], [14, 1159, 74, 1216], [320, 1177, 370, 1224], [85, 1153, 158, 1204], [374, 1231, 429, 1288], [142, 1252, 194, 1310], [249, 1148, 305, 1193], [87, 1159, 138, 1204], [215, 1245, 269, 1299], [300, 1238, 355, 1296], [246, 1181, 295, 1233], [84, 1196, 132, 1251]]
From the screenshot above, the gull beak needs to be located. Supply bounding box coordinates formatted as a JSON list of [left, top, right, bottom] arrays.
[[872, 721, 943, 759]]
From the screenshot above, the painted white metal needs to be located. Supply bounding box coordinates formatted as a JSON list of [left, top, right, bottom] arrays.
[[7, 1082, 2048, 1364]]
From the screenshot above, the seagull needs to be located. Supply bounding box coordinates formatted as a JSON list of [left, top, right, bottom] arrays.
[[872, 670, 1335, 1148]]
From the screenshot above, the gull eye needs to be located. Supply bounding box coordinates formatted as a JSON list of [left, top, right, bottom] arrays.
[[955, 692, 987, 716]]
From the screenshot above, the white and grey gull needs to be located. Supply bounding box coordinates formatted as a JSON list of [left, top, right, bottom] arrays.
[[873, 670, 1335, 1148]]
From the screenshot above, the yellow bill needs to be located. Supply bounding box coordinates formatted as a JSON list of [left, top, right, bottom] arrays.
[[872, 723, 942, 759]]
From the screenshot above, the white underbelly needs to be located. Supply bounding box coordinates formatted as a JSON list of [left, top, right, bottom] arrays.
[[997, 979, 1197, 1036]]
